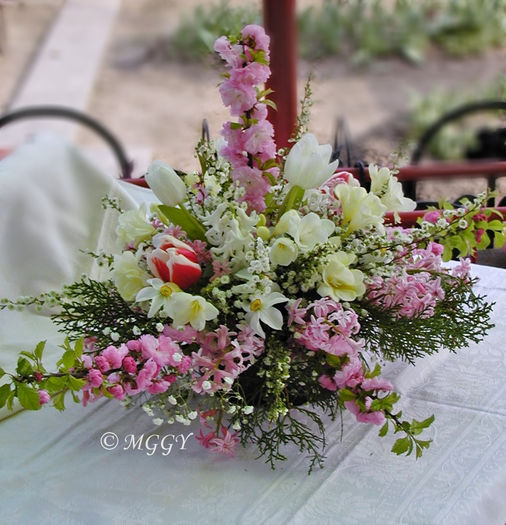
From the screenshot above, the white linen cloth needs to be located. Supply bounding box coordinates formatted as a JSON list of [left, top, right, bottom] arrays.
[[0, 134, 136, 418], [0, 154, 505, 524]]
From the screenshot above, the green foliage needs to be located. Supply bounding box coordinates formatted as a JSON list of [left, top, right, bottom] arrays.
[[52, 277, 161, 348], [168, 1, 261, 62], [168, 1, 506, 65], [406, 75, 506, 161], [359, 273, 495, 364]]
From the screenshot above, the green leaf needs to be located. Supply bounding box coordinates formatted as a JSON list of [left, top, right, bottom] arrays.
[[326, 353, 342, 368], [16, 357, 33, 377], [229, 122, 243, 130], [279, 185, 305, 216], [58, 351, 75, 372], [378, 421, 389, 437], [158, 205, 207, 241], [0, 367, 5, 379], [34, 341, 46, 361], [410, 414, 435, 435], [52, 392, 66, 411], [264, 98, 277, 111], [17, 384, 41, 410], [0, 384, 11, 408], [391, 436, 412, 456], [6, 391, 15, 410], [73, 339, 83, 359], [46, 376, 68, 392], [494, 231, 505, 248], [67, 375, 86, 391], [338, 388, 356, 402]]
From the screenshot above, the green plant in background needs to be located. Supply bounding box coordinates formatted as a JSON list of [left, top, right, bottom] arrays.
[[168, 0, 506, 65], [168, 1, 260, 61], [429, 0, 506, 57], [406, 75, 506, 161]]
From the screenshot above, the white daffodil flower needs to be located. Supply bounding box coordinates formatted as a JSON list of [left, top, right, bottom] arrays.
[[369, 164, 416, 213], [146, 160, 187, 207], [244, 291, 289, 338], [116, 203, 155, 247], [135, 279, 181, 318], [274, 210, 334, 252], [112, 251, 149, 301], [317, 252, 366, 302], [284, 133, 339, 189], [334, 184, 386, 233], [164, 292, 219, 331]]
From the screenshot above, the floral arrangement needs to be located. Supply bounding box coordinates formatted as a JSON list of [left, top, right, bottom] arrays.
[[0, 25, 501, 472]]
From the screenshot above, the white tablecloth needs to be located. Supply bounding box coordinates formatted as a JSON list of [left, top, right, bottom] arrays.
[[1, 140, 505, 524]]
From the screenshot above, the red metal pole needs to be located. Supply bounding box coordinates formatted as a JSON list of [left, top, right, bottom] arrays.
[[263, 0, 297, 149]]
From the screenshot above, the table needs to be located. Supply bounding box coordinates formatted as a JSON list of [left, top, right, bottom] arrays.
[[1, 138, 505, 525]]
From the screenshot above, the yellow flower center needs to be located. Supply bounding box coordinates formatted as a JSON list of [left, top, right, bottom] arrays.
[[159, 284, 174, 297], [250, 299, 262, 312], [191, 299, 203, 315]]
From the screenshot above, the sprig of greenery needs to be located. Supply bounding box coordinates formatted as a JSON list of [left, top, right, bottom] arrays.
[[52, 277, 161, 347], [359, 273, 495, 363]]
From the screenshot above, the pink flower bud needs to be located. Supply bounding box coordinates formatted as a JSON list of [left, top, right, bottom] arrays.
[[33, 372, 43, 383], [122, 356, 137, 374], [88, 369, 103, 388], [38, 390, 50, 405]]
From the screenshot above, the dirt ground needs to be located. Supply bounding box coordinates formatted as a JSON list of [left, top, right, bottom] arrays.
[[1, 0, 506, 203]]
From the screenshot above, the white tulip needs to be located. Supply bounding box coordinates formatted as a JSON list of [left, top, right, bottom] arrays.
[[284, 133, 339, 189], [145, 160, 187, 207]]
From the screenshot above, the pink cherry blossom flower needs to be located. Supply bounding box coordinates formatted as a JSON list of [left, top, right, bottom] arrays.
[[333, 357, 364, 389], [344, 400, 385, 425], [241, 24, 270, 53], [88, 369, 103, 388]]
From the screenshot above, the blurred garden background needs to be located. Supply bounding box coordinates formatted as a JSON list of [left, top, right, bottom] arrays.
[[0, 0, 505, 200]]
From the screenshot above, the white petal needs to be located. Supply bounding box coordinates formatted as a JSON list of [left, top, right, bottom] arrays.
[[260, 307, 284, 331]]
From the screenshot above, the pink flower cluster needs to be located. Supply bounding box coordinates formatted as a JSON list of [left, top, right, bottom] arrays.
[[163, 324, 264, 394], [215, 25, 278, 212], [367, 243, 446, 319], [80, 334, 191, 405], [196, 411, 240, 456], [288, 299, 393, 426]]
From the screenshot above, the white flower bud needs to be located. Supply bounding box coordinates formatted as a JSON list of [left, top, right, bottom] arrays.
[[146, 160, 187, 206]]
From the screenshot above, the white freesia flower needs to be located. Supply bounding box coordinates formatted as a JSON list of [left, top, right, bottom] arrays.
[[244, 291, 289, 338], [112, 251, 149, 301], [116, 203, 155, 247], [274, 210, 334, 252], [269, 237, 298, 266], [165, 292, 219, 331], [135, 279, 181, 318], [334, 184, 386, 233], [146, 160, 187, 207], [369, 165, 416, 213], [317, 252, 366, 302], [284, 133, 339, 189]]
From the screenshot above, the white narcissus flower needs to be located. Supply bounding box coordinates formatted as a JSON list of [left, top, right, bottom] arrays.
[[116, 203, 155, 247], [146, 160, 187, 207], [269, 237, 298, 266], [135, 279, 182, 318], [112, 251, 149, 301], [164, 293, 219, 331], [369, 164, 416, 213], [317, 252, 366, 302], [244, 292, 289, 338], [274, 210, 334, 252], [284, 133, 339, 189], [334, 184, 386, 233]]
